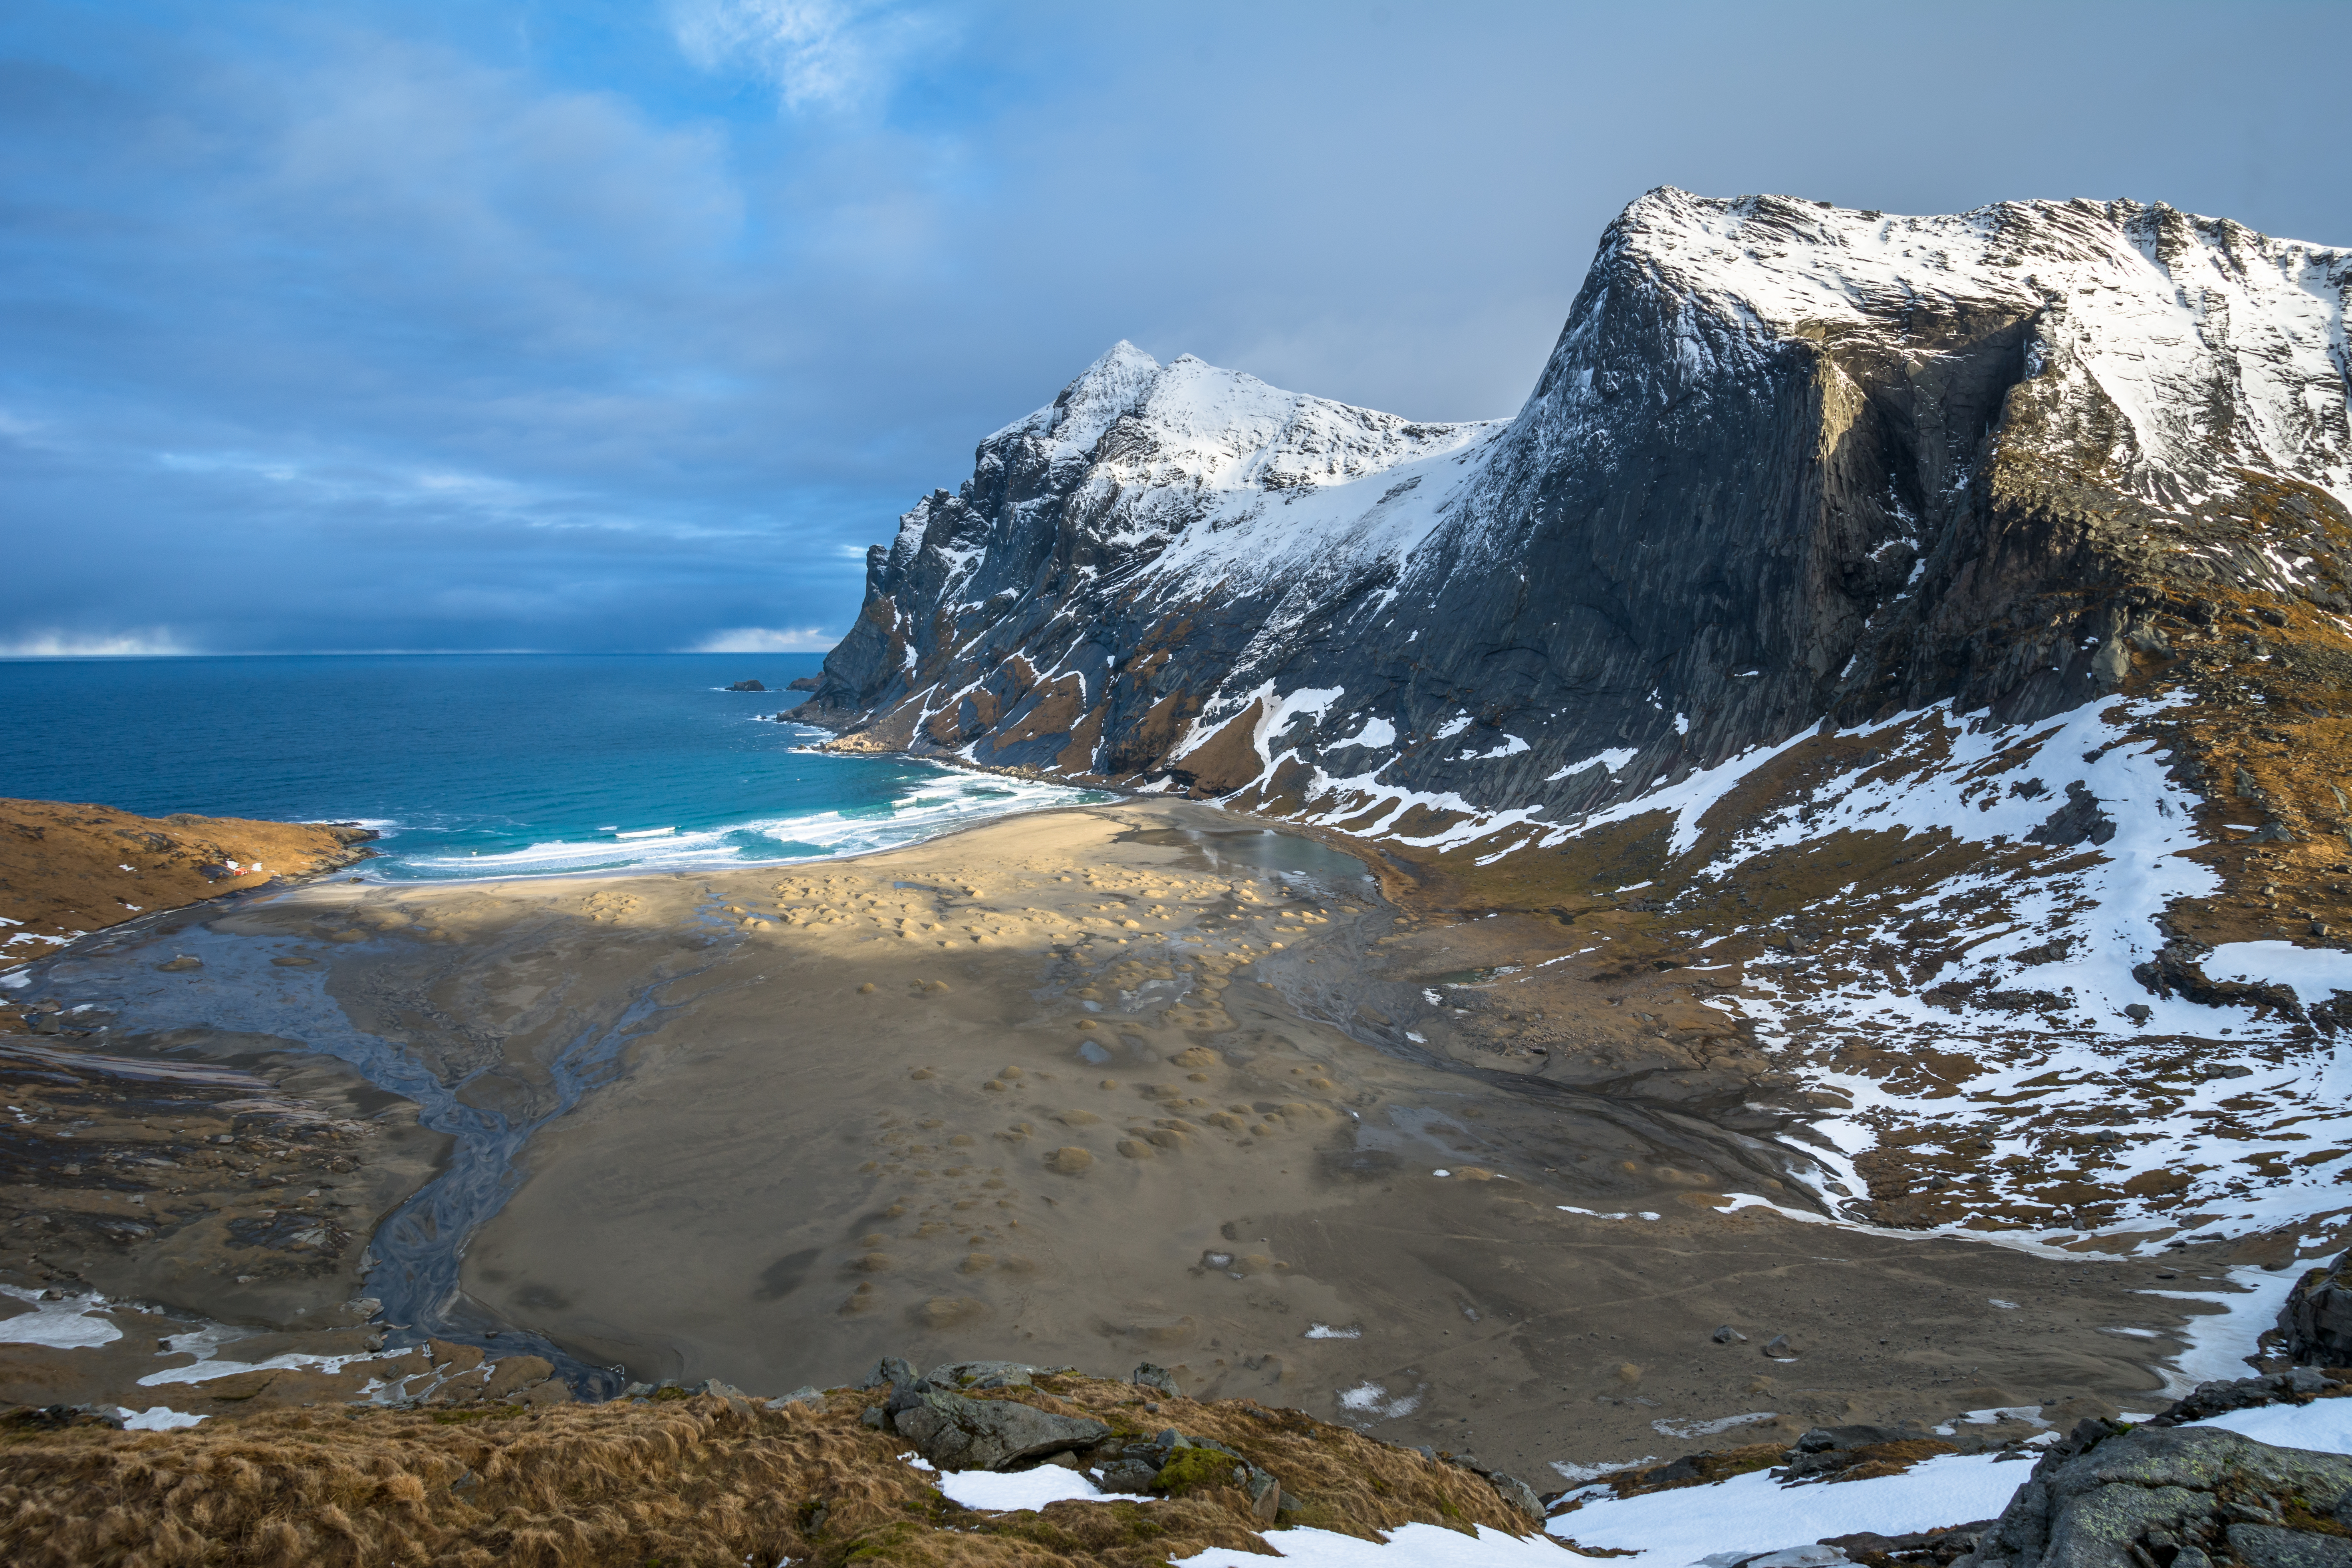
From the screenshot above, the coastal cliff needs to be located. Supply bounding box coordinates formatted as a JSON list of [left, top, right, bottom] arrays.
[[800, 190, 2350, 840]]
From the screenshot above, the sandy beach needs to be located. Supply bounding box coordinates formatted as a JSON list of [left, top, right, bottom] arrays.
[[2, 797, 2262, 1477]]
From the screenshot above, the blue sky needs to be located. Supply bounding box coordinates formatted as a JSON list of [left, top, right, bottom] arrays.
[[5, 0, 2346, 656]]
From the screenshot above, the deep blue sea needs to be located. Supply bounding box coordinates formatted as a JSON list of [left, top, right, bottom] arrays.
[[0, 655, 1104, 880]]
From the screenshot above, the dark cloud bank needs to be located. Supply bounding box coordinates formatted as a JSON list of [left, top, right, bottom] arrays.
[[3, 0, 2343, 655]]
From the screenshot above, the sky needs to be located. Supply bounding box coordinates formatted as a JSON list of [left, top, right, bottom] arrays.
[[4, 0, 2347, 657]]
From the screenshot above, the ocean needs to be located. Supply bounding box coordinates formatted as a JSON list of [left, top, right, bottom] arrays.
[[0, 654, 1105, 879]]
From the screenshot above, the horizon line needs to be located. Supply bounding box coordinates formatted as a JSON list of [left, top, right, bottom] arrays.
[[0, 648, 837, 661]]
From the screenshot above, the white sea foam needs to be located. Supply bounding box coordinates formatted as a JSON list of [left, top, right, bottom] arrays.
[[387, 769, 1108, 881]]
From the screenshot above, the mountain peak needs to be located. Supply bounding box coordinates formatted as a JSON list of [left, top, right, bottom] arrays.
[[986, 339, 1164, 458], [1555, 188, 2352, 509]]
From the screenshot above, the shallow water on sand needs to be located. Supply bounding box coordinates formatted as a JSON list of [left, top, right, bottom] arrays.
[[0, 653, 1106, 877]]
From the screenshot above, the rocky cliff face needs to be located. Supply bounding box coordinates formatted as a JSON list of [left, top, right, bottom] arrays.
[[802, 189, 2352, 850]]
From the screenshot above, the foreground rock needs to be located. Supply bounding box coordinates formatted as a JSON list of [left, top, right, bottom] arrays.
[[2281, 1246, 2352, 1366], [1549, 1373, 2352, 1566], [885, 1377, 1110, 1469], [1963, 1421, 2352, 1568]]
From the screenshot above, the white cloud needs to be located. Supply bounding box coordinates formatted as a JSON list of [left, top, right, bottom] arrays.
[[669, 0, 931, 111], [1, 628, 190, 657], [686, 626, 838, 651]]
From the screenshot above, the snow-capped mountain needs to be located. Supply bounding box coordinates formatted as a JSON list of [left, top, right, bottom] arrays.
[[802, 189, 2352, 844], [799, 190, 2352, 1254]]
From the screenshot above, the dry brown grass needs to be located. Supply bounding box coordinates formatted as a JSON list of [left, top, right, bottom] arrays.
[[0, 796, 375, 977], [0, 1375, 1536, 1566]]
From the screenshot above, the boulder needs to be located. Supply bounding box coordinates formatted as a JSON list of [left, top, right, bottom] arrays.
[[1239, 1463, 1282, 1522], [859, 1356, 917, 1389], [2282, 1250, 2352, 1366], [1487, 1471, 1545, 1522], [1777, 1425, 1955, 1485], [1961, 1422, 2352, 1568], [1133, 1362, 1179, 1396], [786, 676, 821, 691], [887, 1383, 1109, 1471], [1095, 1428, 1280, 1518], [1440, 1449, 1547, 1523], [725, 680, 766, 692], [923, 1360, 1046, 1391]]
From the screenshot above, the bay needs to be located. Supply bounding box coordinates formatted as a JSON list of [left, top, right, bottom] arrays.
[[0, 653, 1102, 879]]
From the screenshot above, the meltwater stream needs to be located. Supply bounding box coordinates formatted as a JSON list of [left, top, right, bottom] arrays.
[[32, 901, 748, 1396]]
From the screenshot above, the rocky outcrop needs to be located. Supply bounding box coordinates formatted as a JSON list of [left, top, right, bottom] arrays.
[[867, 1360, 1111, 1471], [799, 191, 2352, 853], [1961, 1421, 2352, 1568], [1094, 1427, 1284, 1521], [2282, 1251, 2352, 1366], [883, 1379, 1109, 1471]]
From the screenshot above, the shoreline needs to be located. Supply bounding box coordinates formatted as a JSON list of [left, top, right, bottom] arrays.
[[325, 746, 1119, 889]]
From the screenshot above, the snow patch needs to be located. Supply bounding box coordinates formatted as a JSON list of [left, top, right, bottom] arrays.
[[0, 1286, 124, 1349]]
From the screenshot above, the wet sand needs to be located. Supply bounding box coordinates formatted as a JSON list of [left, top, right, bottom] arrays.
[[1, 800, 2281, 1474]]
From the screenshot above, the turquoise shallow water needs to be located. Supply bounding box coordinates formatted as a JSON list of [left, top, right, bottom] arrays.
[[0, 654, 1105, 879]]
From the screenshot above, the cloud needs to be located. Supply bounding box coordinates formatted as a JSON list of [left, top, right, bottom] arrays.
[[6, 3, 2348, 666], [669, 0, 934, 112], [686, 626, 839, 652], [0, 628, 189, 658]]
